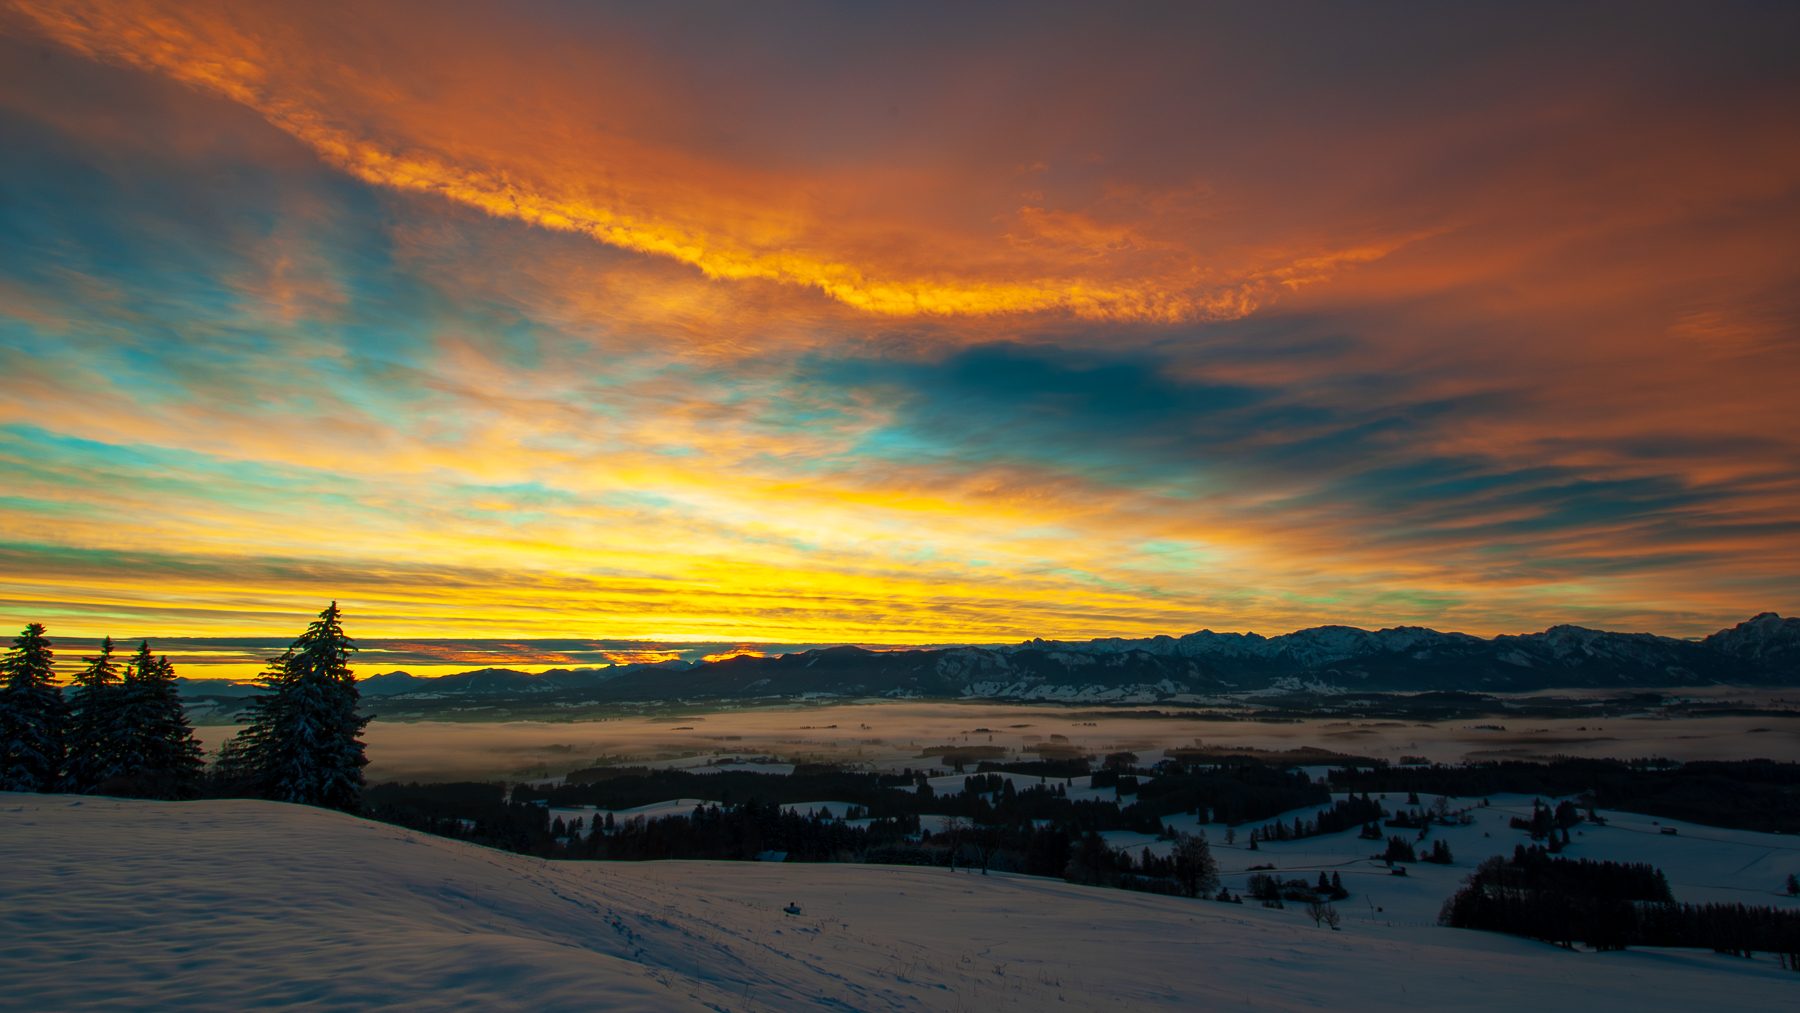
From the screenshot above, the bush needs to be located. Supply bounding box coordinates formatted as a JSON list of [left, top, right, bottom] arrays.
[[1247, 873, 1281, 901]]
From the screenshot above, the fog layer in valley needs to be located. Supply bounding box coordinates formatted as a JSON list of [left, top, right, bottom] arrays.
[[191, 700, 1800, 784]]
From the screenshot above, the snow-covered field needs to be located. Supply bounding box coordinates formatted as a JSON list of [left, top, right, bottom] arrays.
[[4, 792, 1795, 1011], [553, 772, 1800, 921], [1167, 793, 1800, 925]]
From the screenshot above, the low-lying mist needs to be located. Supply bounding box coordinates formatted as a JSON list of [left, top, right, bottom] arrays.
[[191, 699, 1800, 784]]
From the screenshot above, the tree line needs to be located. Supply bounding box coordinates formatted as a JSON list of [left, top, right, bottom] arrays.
[[1243, 793, 1385, 844], [1330, 758, 1800, 833], [514, 761, 1326, 836], [0, 624, 202, 796], [1441, 845, 1800, 969], [0, 603, 370, 811], [367, 777, 1231, 902]]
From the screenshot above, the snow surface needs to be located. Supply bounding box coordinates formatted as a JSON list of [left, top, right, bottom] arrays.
[[4, 792, 1796, 1012], [1180, 793, 1800, 924]]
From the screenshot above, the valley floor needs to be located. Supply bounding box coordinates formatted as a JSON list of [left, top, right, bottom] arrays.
[[3, 792, 1795, 1011]]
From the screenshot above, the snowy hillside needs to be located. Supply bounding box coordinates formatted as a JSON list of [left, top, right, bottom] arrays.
[[4, 792, 1795, 1012]]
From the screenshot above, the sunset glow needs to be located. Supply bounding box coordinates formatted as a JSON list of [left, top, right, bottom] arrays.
[[2, 1, 1796, 644]]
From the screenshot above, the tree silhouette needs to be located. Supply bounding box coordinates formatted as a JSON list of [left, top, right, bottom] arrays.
[[110, 641, 205, 796], [232, 603, 370, 811], [0, 623, 65, 792], [64, 637, 126, 792], [1172, 831, 1220, 897]]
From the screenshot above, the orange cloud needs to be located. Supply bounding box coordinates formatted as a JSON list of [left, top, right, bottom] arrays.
[[699, 648, 768, 664], [600, 650, 686, 666], [6, 0, 1399, 324], [1, 3, 1795, 645]]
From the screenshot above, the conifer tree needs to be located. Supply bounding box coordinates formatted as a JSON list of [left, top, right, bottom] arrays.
[[112, 642, 205, 795], [233, 603, 370, 811], [147, 653, 205, 782], [112, 641, 159, 776], [210, 715, 265, 787], [0, 623, 66, 792], [228, 648, 292, 779], [64, 636, 127, 792]]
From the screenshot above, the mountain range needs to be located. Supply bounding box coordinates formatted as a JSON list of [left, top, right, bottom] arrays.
[[271, 612, 1800, 705]]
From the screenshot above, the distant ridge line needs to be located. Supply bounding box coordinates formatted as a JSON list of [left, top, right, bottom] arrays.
[[175, 611, 1799, 703]]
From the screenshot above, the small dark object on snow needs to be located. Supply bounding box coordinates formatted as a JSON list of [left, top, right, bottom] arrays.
[[1660, 827, 1678, 835], [1390, 866, 1408, 876], [783, 903, 801, 914]]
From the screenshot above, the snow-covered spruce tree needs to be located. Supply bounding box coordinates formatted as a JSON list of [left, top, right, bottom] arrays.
[[110, 641, 158, 777], [145, 653, 206, 787], [234, 603, 370, 812], [223, 649, 290, 785], [110, 642, 205, 796], [63, 636, 128, 793], [0, 623, 67, 792]]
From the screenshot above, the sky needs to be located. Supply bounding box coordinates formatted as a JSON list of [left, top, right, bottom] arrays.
[[2, 1, 1798, 663], [32, 636, 842, 681]]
